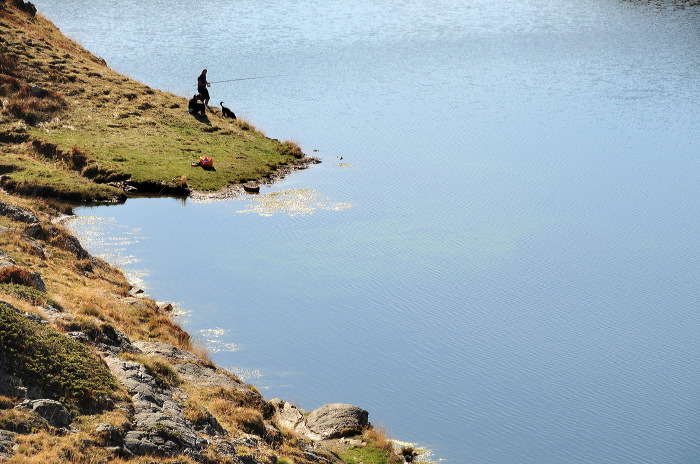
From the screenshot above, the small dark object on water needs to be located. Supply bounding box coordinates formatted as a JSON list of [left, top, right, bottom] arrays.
[[220, 102, 236, 119]]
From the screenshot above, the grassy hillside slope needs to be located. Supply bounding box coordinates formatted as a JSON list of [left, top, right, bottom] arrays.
[[0, 0, 314, 203]]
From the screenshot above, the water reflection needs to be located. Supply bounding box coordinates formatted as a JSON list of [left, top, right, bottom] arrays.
[[233, 188, 352, 217]]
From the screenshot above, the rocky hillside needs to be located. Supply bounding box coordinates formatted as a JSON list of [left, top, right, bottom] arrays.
[[0, 1, 416, 463]]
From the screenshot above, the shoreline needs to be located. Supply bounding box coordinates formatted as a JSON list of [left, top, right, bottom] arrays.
[[0, 2, 425, 462]]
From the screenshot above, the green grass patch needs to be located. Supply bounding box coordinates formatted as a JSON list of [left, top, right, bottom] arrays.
[[0, 283, 51, 306], [338, 445, 393, 464], [28, 116, 297, 192], [0, 301, 117, 413], [0, 151, 124, 202]]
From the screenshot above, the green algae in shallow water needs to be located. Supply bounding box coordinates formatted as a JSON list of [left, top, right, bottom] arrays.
[[234, 188, 352, 217]]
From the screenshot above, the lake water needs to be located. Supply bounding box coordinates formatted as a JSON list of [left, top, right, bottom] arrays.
[[34, 0, 700, 462]]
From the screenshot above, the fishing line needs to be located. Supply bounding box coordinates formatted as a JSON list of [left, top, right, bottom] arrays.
[[195, 75, 281, 85]]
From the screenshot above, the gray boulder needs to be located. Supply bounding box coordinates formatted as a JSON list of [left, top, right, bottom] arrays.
[[271, 400, 369, 441], [17, 399, 72, 428], [306, 403, 369, 439], [0, 250, 16, 270], [95, 422, 124, 445], [270, 399, 319, 440]]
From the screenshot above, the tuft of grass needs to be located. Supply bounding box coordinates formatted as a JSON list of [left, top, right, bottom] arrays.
[[0, 408, 50, 434], [0, 301, 117, 413], [337, 426, 404, 464], [276, 140, 304, 159], [401, 446, 421, 462]]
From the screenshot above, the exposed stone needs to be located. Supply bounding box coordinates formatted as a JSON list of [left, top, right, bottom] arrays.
[[94, 324, 136, 353], [0, 201, 38, 224], [23, 223, 89, 260], [22, 311, 45, 325], [105, 356, 206, 456], [132, 341, 201, 363], [95, 422, 123, 445], [271, 400, 369, 441], [17, 399, 72, 428], [133, 341, 247, 391], [29, 271, 45, 292], [305, 404, 369, 440], [270, 398, 319, 440], [41, 303, 66, 324], [174, 362, 244, 390], [66, 331, 91, 344], [123, 430, 162, 455], [29, 85, 48, 98], [0, 250, 16, 271], [0, 430, 17, 460]]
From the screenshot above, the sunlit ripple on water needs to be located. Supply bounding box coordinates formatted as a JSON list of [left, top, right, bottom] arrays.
[[66, 215, 150, 289], [233, 188, 352, 217], [197, 327, 239, 353]]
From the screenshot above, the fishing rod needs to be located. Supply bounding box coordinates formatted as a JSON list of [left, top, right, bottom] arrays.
[[199, 75, 281, 85]]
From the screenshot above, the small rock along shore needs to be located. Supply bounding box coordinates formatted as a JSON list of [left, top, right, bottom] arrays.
[[0, 1, 424, 463]]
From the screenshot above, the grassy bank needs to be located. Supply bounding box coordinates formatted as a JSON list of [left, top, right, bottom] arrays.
[[0, 0, 314, 203]]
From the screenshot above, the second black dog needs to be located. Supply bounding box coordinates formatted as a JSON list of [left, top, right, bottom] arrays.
[[220, 102, 236, 119]]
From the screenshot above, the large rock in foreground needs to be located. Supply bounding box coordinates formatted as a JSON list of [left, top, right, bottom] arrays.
[[307, 403, 369, 439], [271, 400, 369, 441]]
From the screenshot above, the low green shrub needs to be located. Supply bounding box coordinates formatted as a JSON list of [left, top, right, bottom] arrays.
[[0, 283, 49, 306], [0, 301, 117, 413]]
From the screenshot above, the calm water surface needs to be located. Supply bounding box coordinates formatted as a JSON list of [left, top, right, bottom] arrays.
[[34, 0, 700, 462]]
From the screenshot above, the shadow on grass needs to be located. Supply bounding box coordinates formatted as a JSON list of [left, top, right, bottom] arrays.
[[190, 113, 210, 125]]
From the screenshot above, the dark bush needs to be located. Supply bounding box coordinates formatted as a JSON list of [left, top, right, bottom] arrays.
[[0, 266, 36, 287]]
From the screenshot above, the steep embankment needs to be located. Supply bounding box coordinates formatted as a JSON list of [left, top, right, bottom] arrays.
[[0, 1, 414, 463]]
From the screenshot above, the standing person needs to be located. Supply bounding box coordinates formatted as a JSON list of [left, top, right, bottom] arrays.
[[197, 69, 210, 108]]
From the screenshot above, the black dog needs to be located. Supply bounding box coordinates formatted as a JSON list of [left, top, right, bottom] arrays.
[[220, 102, 236, 119]]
